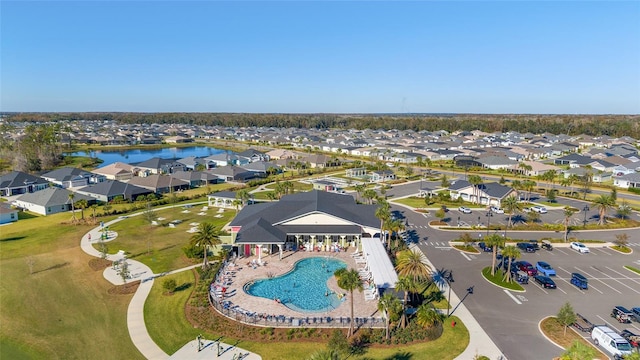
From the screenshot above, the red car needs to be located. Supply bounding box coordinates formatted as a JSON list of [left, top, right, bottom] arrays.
[[517, 261, 538, 276]]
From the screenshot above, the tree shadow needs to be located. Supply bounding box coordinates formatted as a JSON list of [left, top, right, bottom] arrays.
[[0, 235, 26, 242], [32, 262, 70, 274], [18, 212, 39, 220], [174, 282, 192, 292]]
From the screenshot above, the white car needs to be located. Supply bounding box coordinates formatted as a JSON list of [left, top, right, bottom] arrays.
[[458, 206, 472, 214], [570, 242, 590, 253], [522, 207, 532, 213], [530, 206, 548, 214], [490, 206, 504, 214]]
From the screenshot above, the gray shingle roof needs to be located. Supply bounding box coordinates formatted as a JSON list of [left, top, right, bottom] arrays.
[[0, 171, 49, 189], [15, 187, 94, 206]]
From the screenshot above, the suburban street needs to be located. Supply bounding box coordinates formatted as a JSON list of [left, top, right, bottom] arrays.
[[385, 181, 640, 359]]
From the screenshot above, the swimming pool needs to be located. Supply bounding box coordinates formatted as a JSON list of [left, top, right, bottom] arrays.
[[244, 257, 347, 313]]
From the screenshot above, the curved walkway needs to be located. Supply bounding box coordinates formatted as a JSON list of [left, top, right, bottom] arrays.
[[80, 205, 261, 360]]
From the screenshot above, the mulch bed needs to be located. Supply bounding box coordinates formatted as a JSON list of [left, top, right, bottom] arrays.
[[108, 281, 140, 295], [89, 258, 112, 271]]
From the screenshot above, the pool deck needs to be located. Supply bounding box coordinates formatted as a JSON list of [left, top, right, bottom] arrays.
[[212, 250, 381, 323]]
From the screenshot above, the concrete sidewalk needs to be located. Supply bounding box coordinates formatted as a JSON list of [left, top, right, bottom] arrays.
[[410, 244, 507, 360]]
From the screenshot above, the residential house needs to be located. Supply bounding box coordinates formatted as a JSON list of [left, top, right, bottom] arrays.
[[176, 156, 215, 170], [265, 149, 297, 160], [476, 155, 518, 170], [237, 149, 270, 163], [207, 166, 263, 182], [204, 153, 246, 167], [75, 180, 153, 202], [302, 154, 332, 169], [449, 180, 517, 207], [170, 171, 221, 187], [554, 153, 593, 167], [92, 162, 136, 181], [41, 167, 106, 189], [240, 161, 281, 175], [311, 179, 342, 192], [0, 203, 18, 224], [132, 157, 186, 176], [13, 187, 96, 216], [562, 167, 612, 183], [0, 171, 49, 197], [613, 173, 640, 189], [164, 135, 194, 143], [516, 161, 561, 177], [128, 175, 190, 194], [370, 170, 395, 183]]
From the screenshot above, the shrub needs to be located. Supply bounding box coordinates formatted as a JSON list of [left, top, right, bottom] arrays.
[[162, 278, 177, 293]]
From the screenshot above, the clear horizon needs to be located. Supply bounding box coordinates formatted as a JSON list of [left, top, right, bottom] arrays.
[[2, 1, 639, 114]]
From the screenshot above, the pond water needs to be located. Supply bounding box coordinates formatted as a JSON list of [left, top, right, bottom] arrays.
[[70, 146, 226, 167]]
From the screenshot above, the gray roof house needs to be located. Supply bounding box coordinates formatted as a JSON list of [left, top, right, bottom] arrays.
[[176, 156, 216, 170], [170, 171, 221, 187], [13, 187, 96, 216], [41, 167, 106, 189], [0, 203, 18, 224], [448, 180, 517, 207], [614, 172, 640, 189], [0, 171, 49, 197], [128, 175, 190, 194], [207, 166, 263, 182], [75, 180, 153, 202], [132, 157, 186, 175]]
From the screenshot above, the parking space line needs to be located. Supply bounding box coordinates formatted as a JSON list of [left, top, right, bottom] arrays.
[[588, 284, 604, 294], [596, 315, 622, 333], [555, 276, 583, 295], [503, 290, 522, 304], [460, 252, 471, 261], [531, 281, 549, 294], [555, 249, 569, 255], [593, 248, 612, 256], [631, 323, 640, 332], [604, 266, 640, 286], [557, 266, 573, 275], [575, 266, 621, 294], [592, 266, 640, 294]]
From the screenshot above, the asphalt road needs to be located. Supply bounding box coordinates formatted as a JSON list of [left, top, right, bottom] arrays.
[[384, 180, 640, 359]]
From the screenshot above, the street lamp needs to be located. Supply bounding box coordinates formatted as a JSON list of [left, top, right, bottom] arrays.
[[477, 216, 481, 226], [486, 209, 494, 235], [449, 285, 474, 318], [583, 205, 590, 228], [457, 216, 460, 227]]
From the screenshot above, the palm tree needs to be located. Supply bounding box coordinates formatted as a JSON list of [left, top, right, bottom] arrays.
[[415, 302, 445, 328], [354, 184, 365, 202], [236, 189, 250, 207], [363, 189, 378, 205], [485, 233, 506, 276], [394, 276, 416, 329], [559, 340, 597, 360], [75, 199, 88, 220], [377, 292, 401, 340], [502, 195, 521, 231], [592, 194, 615, 226], [518, 162, 532, 176], [68, 193, 76, 222], [334, 268, 363, 338], [190, 222, 221, 268], [387, 218, 405, 250], [468, 175, 483, 204], [501, 245, 521, 282], [395, 249, 432, 282], [375, 202, 391, 246], [90, 204, 98, 223], [522, 180, 536, 203], [562, 207, 577, 242]]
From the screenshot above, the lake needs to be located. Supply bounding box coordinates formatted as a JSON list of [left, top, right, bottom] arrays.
[[71, 146, 226, 167]]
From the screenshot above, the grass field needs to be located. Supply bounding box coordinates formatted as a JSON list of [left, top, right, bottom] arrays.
[[539, 317, 607, 359], [481, 267, 525, 291], [0, 212, 143, 360]]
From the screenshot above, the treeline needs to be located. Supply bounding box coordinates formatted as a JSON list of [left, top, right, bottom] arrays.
[[3, 112, 640, 138]]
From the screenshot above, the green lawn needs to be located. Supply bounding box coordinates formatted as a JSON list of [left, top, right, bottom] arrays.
[[624, 265, 640, 274], [95, 206, 236, 273], [481, 267, 525, 291], [0, 213, 142, 360]]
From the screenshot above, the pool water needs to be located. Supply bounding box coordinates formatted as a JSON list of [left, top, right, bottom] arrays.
[[245, 257, 347, 313]]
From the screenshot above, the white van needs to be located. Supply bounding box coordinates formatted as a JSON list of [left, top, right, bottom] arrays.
[[591, 325, 633, 357]]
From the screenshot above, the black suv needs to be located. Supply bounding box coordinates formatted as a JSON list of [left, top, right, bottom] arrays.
[[517, 242, 536, 253]]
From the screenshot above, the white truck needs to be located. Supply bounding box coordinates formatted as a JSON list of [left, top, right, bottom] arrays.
[[591, 325, 634, 358]]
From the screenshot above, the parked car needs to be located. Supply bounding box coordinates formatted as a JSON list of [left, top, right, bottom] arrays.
[[611, 306, 634, 323], [517, 261, 538, 276], [528, 240, 540, 251], [570, 242, 590, 253], [571, 272, 588, 290], [458, 206, 472, 214], [633, 307, 640, 322], [530, 206, 548, 214], [522, 207, 532, 213], [536, 261, 556, 276], [534, 275, 557, 289], [541, 239, 553, 251], [517, 242, 537, 253], [478, 242, 492, 252], [490, 206, 504, 214], [620, 330, 640, 348], [591, 326, 634, 358]]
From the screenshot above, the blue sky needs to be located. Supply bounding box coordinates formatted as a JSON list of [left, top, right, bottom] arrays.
[[2, 1, 639, 114]]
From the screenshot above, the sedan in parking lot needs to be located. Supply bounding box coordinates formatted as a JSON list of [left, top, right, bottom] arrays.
[[517, 261, 538, 276], [570, 242, 590, 253], [490, 206, 504, 214], [536, 261, 556, 276], [458, 206, 472, 214], [530, 206, 548, 214], [534, 275, 557, 289]]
